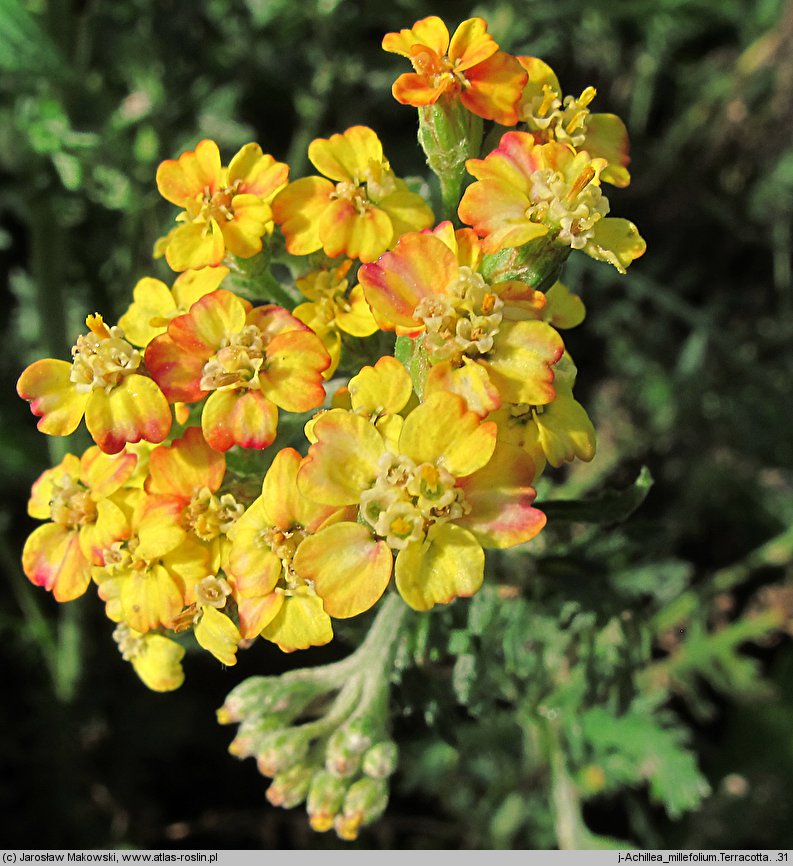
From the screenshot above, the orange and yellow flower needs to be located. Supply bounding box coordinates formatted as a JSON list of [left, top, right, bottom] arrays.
[[156, 140, 288, 272], [23, 446, 136, 601], [459, 134, 645, 272], [296, 390, 545, 613], [382, 16, 527, 125], [92, 489, 213, 635], [272, 126, 433, 263], [17, 314, 172, 454], [293, 260, 379, 376], [359, 221, 564, 414], [145, 289, 330, 451], [137, 426, 243, 571], [227, 448, 353, 651], [517, 57, 631, 187]]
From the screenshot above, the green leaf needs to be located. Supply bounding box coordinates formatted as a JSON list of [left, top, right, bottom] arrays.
[[581, 704, 710, 818], [541, 466, 654, 525]]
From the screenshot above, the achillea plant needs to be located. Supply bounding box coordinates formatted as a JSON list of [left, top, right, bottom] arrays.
[[34, 15, 776, 847]]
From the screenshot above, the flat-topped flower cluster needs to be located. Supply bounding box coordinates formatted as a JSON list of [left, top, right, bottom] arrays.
[[17, 14, 644, 697]]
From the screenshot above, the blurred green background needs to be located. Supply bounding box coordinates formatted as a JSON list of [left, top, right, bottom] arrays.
[[2, 0, 793, 849]]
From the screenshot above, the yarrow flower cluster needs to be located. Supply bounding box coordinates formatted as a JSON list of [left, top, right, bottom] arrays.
[[16, 14, 645, 840]]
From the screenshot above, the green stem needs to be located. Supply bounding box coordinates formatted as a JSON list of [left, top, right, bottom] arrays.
[[712, 523, 793, 593]]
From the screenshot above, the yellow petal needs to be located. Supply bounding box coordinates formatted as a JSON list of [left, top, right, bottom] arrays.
[[348, 356, 413, 416], [119, 277, 176, 347], [84, 374, 172, 454], [194, 605, 241, 666], [298, 410, 384, 505], [398, 391, 496, 477], [261, 588, 333, 652], [17, 359, 88, 437], [130, 633, 185, 692], [293, 522, 392, 619], [121, 563, 185, 633], [395, 523, 484, 611], [584, 218, 646, 274]]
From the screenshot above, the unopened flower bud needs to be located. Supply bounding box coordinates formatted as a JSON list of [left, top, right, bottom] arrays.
[[342, 716, 378, 754], [326, 729, 362, 778], [227, 715, 284, 759], [307, 770, 348, 833], [220, 676, 326, 725], [219, 676, 276, 723], [334, 777, 389, 841], [256, 728, 310, 777], [417, 99, 483, 214], [266, 763, 314, 809], [480, 234, 570, 292], [362, 741, 399, 779]]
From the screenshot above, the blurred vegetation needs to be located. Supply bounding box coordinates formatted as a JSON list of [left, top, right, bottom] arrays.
[[2, 0, 793, 849]]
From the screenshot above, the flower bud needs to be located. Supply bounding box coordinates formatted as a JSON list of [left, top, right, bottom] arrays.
[[255, 728, 311, 777], [307, 770, 348, 833], [342, 716, 378, 755], [227, 715, 284, 759], [334, 777, 389, 840], [218, 676, 276, 723], [325, 729, 362, 778], [418, 98, 483, 210], [266, 763, 314, 809], [480, 235, 570, 292], [362, 741, 399, 779]]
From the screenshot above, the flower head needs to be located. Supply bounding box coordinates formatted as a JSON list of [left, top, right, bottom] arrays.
[[17, 313, 172, 454], [22, 446, 136, 601], [459, 132, 646, 272], [293, 260, 379, 376], [272, 126, 433, 263], [359, 222, 564, 412], [145, 289, 330, 451], [382, 16, 527, 125], [517, 56, 631, 187], [227, 448, 353, 651], [296, 391, 545, 613], [156, 140, 288, 271]]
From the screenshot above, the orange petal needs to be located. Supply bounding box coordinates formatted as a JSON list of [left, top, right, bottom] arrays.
[[462, 51, 528, 125], [147, 426, 225, 497], [84, 375, 172, 455], [23, 523, 91, 601], [318, 198, 393, 263], [144, 334, 207, 404], [201, 389, 278, 452], [358, 232, 457, 328], [260, 330, 329, 412], [456, 443, 545, 548], [236, 592, 283, 640]]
